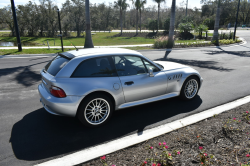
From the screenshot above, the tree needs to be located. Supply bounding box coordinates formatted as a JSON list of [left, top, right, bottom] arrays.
[[114, 0, 129, 35], [44, 0, 58, 37], [212, 0, 221, 44], [148, 19, 157, 32], [152, 0, 165, 32], [132, 0, 146, 34], [168, 0, 176, 47], [84, 0, 94, 48], [164, 18, 170, 31], [0, 6, 15, 36], [178, 22, 194, 33], [203, 18, 214, 30], [138, 0, 146, 32], [196, 24, 208, 37], [71, 0, 85, 37], [239, 0, 250, 25]]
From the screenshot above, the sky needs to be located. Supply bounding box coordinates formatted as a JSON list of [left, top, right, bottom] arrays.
[[0, 0, 203, 9]]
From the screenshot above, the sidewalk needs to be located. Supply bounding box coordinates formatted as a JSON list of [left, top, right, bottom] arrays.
[[0, 41, 212, 50]]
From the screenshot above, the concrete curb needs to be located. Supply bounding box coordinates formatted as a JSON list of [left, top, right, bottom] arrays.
[[35, 94, 250, 166]]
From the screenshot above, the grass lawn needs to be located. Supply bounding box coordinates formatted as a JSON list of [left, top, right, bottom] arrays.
[[0, 47, 154, 55], [0, 48, 75, 55], [0, 32, 155, 46], [123, 46, 153, 50], [202, 32, 213, 37]]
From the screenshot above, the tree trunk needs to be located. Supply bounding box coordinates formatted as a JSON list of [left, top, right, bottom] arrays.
[[136, 9, 138, 35], [212, 0, 221, 44], [157, 3, 160, 32], [140, 9, 142, 32], [120, 8, 123, 35], [124, 10, 126, 28], [84, 0, 94, 48], [168, 0, 176, 48]]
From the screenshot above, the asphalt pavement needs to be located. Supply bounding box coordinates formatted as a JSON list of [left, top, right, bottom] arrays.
[[0, 31, 250, 166]]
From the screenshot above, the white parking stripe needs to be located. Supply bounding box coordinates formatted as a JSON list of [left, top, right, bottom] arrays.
[[35, 94, 250, 166]]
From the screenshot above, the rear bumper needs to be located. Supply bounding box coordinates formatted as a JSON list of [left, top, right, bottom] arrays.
[[38, 83, 83, 117]]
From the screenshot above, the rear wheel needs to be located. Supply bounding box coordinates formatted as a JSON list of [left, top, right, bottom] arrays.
[[77, 94, 113, 127], [179, 76, 199, 100]]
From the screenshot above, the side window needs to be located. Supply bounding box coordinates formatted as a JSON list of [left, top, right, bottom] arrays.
[[143, 59, 161, 72], [114, 55, 147, 76], [72, 57, 117, 77]]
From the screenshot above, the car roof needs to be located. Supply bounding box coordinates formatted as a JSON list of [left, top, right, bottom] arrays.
[[60, 48, 143, 59]]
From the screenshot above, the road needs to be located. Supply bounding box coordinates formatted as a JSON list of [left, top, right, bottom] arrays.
[[0, 31, 250, 165]]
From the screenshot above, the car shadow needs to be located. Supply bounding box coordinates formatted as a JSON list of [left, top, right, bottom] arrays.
[[0, 60, 51, 87], [155, 57, 233, 72], [203, 47, 250, 57], [10, 96, 202, 161]]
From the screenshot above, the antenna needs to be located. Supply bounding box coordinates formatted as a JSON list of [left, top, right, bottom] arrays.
[[67, 39, 78, 51]]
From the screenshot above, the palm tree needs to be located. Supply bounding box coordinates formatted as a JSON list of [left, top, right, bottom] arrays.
[[168, 0, 176, 47], [114, 0, 129, 35], [212, 0, 221, 44], [132, 0, 146, 34], [185, 0, 188, 16], [138, 0, 146, 32], [84, 0, 94, 48], [153, 0, 165, 32]]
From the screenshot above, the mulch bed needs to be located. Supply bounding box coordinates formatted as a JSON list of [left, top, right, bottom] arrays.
[[77, 102, 250, 166]]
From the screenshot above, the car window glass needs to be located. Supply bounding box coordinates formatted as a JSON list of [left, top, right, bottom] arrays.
[[114, 56, 147, 76], [44, 55, 70, 76], [72, 57, 117, 77], [143, 59, 160, 72]]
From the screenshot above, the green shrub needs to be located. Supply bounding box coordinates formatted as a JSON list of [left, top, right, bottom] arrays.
[[218, 39, 242, 45], [179, 32, 194, 40], [196, 24, 208, 37], [203, 18, 215, 30], [164, 18, 170, 31], [178, 22, 194, 33], [154, 36, 171, 48], [148, 20, 158, 33]]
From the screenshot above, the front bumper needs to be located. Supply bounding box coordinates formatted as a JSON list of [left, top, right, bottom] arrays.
[[38, 83, 83, 117], [200, 77, 204, 88]]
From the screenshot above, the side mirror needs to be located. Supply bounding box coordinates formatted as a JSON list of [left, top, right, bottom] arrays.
[[148, 68, 154, 77]]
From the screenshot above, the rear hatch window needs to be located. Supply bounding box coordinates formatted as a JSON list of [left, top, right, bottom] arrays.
[[44, 55, 70, 76]]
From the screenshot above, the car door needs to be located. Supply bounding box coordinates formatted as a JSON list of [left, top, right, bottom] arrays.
[[113, 55, 168, 103]]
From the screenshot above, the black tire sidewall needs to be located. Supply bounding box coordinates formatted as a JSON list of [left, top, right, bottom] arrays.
[[77, 94, 114, 127], [180, 76, 200, 100]]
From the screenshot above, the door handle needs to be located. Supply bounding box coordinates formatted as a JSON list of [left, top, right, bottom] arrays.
[[124, 81, 134, 85]]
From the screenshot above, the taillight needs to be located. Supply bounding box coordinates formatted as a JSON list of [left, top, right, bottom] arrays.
[[50, 86, 66, 98]]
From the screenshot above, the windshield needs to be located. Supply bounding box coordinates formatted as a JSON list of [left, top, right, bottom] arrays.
[[44, 55, 70, 76]]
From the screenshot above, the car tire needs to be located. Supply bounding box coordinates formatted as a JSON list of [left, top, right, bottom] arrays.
[[179, 76, 200, 100], [77, 94, 114, 127]]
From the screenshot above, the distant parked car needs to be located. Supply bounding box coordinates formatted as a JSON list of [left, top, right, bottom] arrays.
[[38, 48, 203, 127], [242, 25, 246, 28]]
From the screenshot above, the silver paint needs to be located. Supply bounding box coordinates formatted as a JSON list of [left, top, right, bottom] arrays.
[[38, 48, 203, 117]]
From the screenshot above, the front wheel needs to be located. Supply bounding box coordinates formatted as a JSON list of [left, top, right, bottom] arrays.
[[77, 94, 113, 127], [179, 76, 199, 100]]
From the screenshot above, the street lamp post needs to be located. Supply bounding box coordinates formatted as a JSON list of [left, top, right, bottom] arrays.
[[57, 9, 64, 52], [233, 0, 240, 41], [10, 0, 22, 51]]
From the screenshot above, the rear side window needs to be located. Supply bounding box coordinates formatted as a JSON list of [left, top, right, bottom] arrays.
[[72, 57, 117, 77], [44, 55, 70, 76]]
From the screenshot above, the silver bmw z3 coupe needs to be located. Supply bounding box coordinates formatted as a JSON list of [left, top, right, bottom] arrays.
[[38, 48, 203, 127]]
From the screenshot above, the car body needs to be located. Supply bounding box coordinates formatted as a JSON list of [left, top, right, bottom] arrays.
[[38, 48, 203, 126]]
